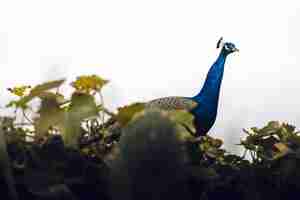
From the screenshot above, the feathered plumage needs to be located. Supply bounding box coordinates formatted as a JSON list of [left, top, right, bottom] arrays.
[[145, 37, 238, 137], [146, 96, 198, 111]]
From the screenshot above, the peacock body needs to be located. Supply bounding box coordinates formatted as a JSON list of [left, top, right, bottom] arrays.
[[145, 38, 239, 137]]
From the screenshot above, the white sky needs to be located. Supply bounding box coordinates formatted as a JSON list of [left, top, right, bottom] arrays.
[[1, 0, 300, 153]]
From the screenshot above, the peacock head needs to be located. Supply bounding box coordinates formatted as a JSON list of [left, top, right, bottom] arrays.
[[217, 37, 239, 55]]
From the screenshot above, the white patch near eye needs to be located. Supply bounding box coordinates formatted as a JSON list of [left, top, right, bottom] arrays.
[[220, 41, 225, 49], [224, 45, 230, 51]]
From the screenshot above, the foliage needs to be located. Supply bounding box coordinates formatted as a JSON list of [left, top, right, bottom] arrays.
[[6, 79, 65, 110], [111, 111, 188, 200], [4, 76, 109, 149], [240, 121, 300, 162], [4, 75, 300, 165], [2, 75, 300, 199]]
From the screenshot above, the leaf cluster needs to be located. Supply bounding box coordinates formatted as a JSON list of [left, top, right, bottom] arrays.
[[240, 121, 300, 162]]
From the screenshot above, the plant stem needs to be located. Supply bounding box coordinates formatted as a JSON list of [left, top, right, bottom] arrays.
[[22, 109, 33, 124]]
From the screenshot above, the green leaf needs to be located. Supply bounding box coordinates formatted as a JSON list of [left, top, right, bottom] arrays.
[[68, 92, 98, 120], [258, 121, 281, 137], [62, 92, 99, 148], [6, 80, 65, 110], [6, 98, 29, 110], [282, 123, 296, 133], [115, 103, 145, 126], [28, 79, 65, 104], [34, 93, 66, 138], [29, 79, 65, 97]]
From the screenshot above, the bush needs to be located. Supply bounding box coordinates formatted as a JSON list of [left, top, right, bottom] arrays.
[[1, 76, 300, 200]]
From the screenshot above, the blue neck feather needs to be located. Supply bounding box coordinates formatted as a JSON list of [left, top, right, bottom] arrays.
[[192, 49, 228, 105], [188, 48, 229, 136]]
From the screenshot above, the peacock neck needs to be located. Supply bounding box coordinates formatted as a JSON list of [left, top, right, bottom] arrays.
[[193, 50, 228, 105]]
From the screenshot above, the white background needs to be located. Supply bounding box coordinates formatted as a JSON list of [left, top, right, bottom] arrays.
[[0, 0, 300, 153]]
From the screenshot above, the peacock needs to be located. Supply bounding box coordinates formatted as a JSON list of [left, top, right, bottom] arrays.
[[145, 37, 239, 137]]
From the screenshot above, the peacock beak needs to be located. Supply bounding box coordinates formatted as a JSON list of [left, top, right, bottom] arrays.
[[234, 48, 239, 52]]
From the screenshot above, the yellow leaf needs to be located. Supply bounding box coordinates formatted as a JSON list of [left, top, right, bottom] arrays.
[[272, 142, 290, 159], [71, 75, 108, 94], [7, 85, 31, 97], [273, 142, 289, 153]]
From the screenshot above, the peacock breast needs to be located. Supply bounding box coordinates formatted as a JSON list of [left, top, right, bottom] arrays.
[[190, 103, 218, 135]]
